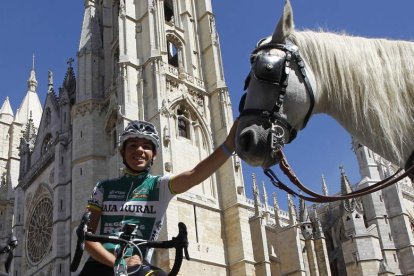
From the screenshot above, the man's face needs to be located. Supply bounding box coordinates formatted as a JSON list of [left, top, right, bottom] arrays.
[[122, 138, 155, 172]]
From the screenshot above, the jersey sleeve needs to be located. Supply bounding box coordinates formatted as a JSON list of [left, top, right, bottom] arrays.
[[87, 182, 104, 212], [158, 174, 175, 203]]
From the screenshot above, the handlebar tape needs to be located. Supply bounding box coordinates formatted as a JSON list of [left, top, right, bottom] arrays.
[[70, 212, 90, 272], [169, 222, 190, 276], [177, 222, 190, 260], [5, 251, 13, 274]]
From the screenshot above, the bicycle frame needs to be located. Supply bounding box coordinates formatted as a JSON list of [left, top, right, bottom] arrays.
[[70, 212, 190, 276]]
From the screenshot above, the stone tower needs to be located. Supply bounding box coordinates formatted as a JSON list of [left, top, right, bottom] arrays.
[[0, 64, 43, 275], [0, 97, 14, 245], [352, 139, 414, 275], [338, 167, 383, 275], [71, 0, 252, 275]]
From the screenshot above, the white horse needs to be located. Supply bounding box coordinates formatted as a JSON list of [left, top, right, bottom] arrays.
[[236, 0, 414, 171]]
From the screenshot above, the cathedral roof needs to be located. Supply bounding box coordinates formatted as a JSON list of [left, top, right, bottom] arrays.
[[0, 97, 14, 117]]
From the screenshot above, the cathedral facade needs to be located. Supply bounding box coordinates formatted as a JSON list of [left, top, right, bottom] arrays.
[[1, 1, 414, 275]]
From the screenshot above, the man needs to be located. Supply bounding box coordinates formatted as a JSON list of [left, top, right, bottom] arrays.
[[79, 119, 237, 275]]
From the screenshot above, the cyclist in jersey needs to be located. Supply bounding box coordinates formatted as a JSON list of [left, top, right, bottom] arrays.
[[79, 119, 238, 275]]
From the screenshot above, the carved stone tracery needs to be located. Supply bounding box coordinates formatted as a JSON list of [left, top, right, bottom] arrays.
[[73, 101, 106, 117]]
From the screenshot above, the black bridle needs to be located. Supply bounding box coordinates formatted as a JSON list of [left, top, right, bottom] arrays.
[[239, 41, 315, 156]]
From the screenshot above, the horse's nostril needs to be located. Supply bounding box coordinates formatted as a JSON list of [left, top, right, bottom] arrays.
[[239, 130, 255, 152]]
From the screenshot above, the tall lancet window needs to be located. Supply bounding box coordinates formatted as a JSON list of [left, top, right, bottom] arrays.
[[45, 108, 51, 126], [177, 105, 190, 139], [112, 0, 120, 36], [167, 41, 179, 68], [42, 133, 53, 154], [113, 47, 120, 83], [164, 0, 174, 23]]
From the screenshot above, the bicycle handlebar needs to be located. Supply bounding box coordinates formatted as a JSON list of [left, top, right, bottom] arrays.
[[0, 235, 18, 274], [70, 212, 190, 276], [70, 212, 89, 272]]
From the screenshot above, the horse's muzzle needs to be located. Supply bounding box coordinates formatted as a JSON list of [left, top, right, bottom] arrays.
[[236, 124, 281, 168]]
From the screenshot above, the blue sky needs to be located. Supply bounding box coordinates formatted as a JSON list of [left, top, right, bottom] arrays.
[[1, 0, 413, 209]]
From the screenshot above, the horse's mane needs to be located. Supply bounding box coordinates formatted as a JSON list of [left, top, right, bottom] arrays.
[[289, 31, 414, 165]]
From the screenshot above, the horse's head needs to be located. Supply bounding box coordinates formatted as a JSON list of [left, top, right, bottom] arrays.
[[236, 0, 317, 168]]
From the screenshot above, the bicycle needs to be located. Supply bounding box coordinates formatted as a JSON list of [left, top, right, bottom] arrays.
[[0, 235, 17, 276], [70, 212, 190, 276]]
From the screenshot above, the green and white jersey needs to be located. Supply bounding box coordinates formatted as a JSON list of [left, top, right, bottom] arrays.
[[87, 170, 175, 261]]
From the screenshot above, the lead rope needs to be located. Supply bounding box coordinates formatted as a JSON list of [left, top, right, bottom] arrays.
[[264, 150, 414, 203]]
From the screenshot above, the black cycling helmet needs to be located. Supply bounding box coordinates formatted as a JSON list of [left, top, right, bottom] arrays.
[[119, 120, 160, 152]]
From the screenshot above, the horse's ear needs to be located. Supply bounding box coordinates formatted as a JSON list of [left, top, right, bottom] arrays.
[[271, 0, 294, 43]]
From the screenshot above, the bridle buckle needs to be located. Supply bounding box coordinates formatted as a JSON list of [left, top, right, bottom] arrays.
[[270, 122, 286, 155]]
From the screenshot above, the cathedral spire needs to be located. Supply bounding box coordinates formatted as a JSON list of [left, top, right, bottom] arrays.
[[321, 174, 329, 196], [20, 114, 37, 155], [79, 2, 102, 54], [273, 192, 281, 228], [48, 70, 54, 93], [299, 198, 310, 223], [340, 166, 357, 212], [27, 54, 38, 92], [61, 58, 76, 101], [262, 182, 271, 223], [252, 174, 260, 216], [340, 166, 353, 195], [0, 97, 14, 117], [288, 194, 297, 226], [262, 181, 269, 212], [14, 62, 43, 127], [312, 208, 324, 239], [300, 199, 313, 240]]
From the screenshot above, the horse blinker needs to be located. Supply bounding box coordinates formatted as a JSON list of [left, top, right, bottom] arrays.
[[252, 54, 286, 85]]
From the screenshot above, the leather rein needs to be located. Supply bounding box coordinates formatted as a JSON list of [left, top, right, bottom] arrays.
[[265, 150, 414, 203]]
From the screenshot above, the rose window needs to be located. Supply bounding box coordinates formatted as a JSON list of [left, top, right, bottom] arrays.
[[26, 197, 53, 264]]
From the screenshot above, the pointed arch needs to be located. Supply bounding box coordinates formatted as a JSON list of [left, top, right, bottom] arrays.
[[41, 133, 53, 155], [45, 107, 51, 126], [169, 96, 212, 150], [167, 98, 216, 198], [164, 0, 174, 23], [166, 32, 185, 68]]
